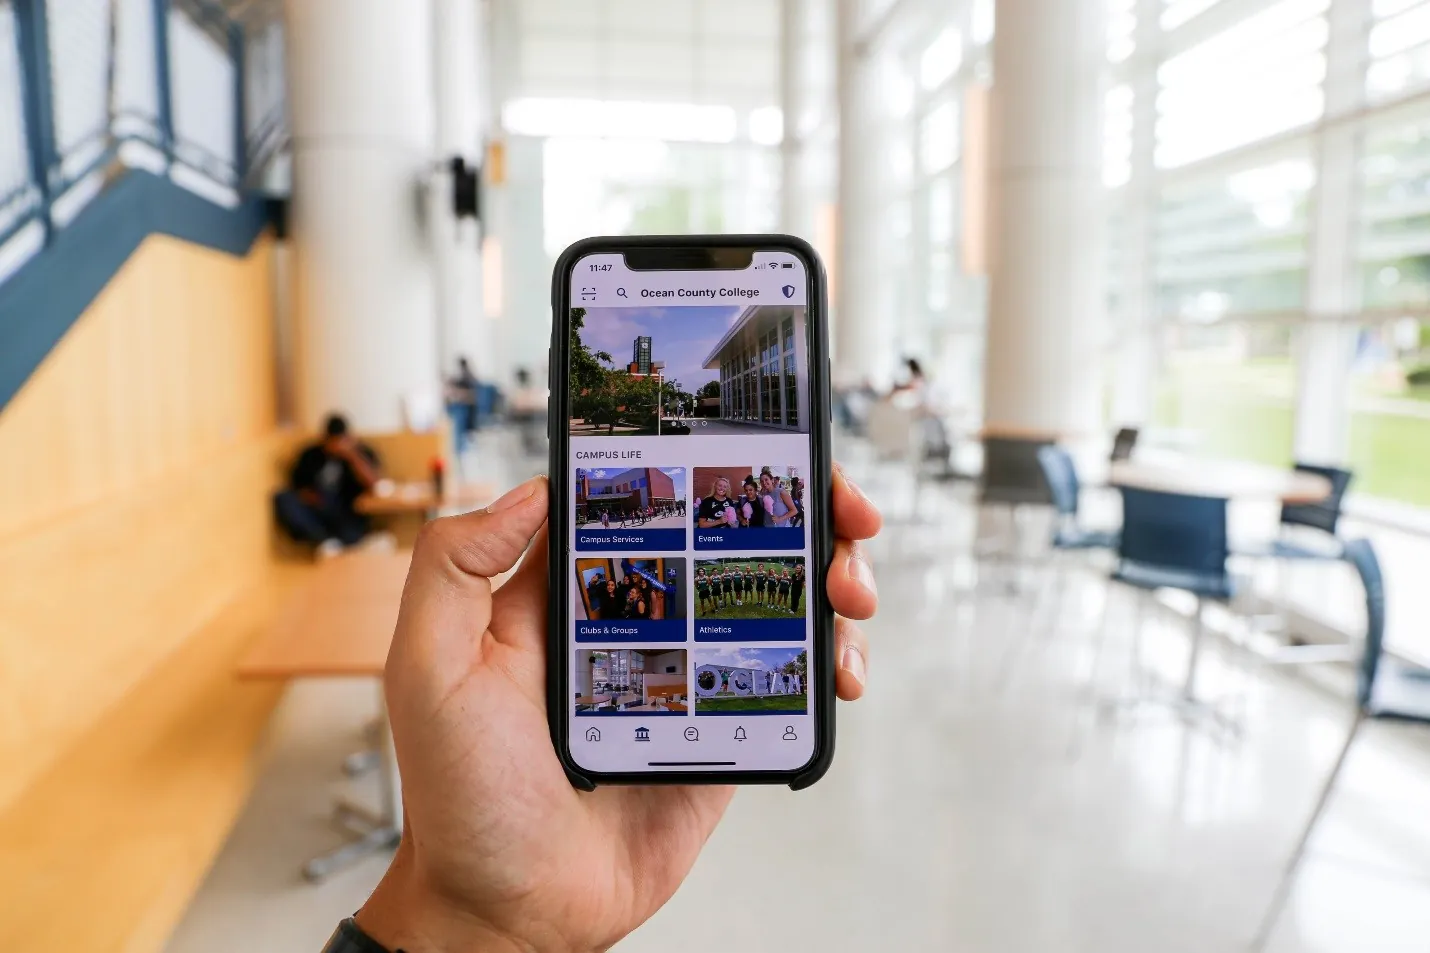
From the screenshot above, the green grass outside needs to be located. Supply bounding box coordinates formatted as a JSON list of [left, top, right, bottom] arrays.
[[695, 595, 805, 619], [1153, 358, 1296, 468], [695, 694, 809, 713], [1348, 410, 1430, 507], [1154, 356, 1430, 507]]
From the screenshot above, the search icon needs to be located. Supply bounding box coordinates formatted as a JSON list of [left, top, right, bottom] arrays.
[[617, 287, 628, 298]]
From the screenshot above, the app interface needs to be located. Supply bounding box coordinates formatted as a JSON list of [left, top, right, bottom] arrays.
[[566, 251, 814, 773]]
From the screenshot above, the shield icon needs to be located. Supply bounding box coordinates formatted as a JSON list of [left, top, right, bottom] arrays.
[[781, 284, 795, 298]]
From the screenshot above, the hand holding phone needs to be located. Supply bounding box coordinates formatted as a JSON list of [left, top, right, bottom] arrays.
[[355, 469, 879, 952]]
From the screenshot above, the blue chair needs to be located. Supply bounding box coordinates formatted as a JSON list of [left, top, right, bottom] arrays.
[[1272, 463, 1354, 559], [1116, 487, 1235, 600], [1037, 445, 1119, 551], [1251, 538, 1429, 950], [1109, 487, 1237, 707]]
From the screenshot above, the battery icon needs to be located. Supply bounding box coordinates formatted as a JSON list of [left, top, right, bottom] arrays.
[[781, 262, 794, 268]]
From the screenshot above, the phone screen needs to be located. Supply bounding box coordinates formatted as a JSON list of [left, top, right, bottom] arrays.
[[564, 250, 816, 775]]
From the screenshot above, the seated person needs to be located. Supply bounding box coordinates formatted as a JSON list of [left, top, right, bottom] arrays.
[[273, 414, 382, 553]]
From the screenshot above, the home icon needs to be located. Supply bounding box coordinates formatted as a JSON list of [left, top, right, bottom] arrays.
[[585, 727, 601, 742], [634, 726, 651, 742]]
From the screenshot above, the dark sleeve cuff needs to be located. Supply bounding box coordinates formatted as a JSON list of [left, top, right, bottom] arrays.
[[322, 918, 398, 953]]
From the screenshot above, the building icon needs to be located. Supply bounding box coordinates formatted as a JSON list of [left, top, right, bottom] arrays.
[[634, 726, 651, 742], [585, 727, 601, 742]]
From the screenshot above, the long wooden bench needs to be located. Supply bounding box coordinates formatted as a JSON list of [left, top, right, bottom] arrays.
[[0, 568, 303, 951], [0, 427, 442, 951]]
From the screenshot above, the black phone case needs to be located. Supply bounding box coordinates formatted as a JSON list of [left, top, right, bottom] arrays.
[[545, 234, 836, 790]]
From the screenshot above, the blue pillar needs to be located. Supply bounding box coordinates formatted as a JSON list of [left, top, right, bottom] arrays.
[[13, 0, 57, 242], [229, 21, 246, 184], [151, 0, 174, 156]]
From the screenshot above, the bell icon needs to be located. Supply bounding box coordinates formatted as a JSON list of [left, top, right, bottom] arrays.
[[733, 726, 747, 741]]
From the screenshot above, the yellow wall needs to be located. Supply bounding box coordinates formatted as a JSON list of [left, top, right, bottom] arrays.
[[0, 233, 281, 814]]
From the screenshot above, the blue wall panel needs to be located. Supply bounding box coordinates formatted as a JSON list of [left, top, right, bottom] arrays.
[[0, 171, 271, 412]]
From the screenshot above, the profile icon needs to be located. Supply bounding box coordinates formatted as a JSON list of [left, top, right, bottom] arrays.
[[782, 725, 798, 741]]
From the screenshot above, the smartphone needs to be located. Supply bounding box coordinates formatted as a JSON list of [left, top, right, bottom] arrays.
[[546, 235, 834, 789]]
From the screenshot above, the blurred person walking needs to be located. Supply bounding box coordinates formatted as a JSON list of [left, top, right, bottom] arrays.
[[511, 367, 547, 457], [445, 357, 480, 458]]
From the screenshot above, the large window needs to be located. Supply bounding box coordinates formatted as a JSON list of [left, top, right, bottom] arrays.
[[1155, 0, 1328, 168], [1368, 0, 1430, 101], [1155, 148, 1316, 320], [1346, 105, 1430, 507], [541, 137, 779, 258], [1359, 107, 1430, 308], [1154, 321, 1296, 467]]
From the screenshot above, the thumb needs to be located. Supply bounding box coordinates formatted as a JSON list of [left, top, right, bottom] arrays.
[[388, 477, 548, 679]]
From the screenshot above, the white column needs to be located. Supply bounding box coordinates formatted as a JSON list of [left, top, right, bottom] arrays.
[[495, 136, 550, 377], [833, 0, 883, 382], [780, 0, 806, 236], [1109, 0, 1161, 428], [284, 0, 439, 432], [431, 0, 490, 378], [1295, 0, 1367, 466], [982, 0, 1106, 437]]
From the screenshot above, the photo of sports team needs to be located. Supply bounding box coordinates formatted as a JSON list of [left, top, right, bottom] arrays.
[[692, 465, 804, 530], [694, 557, 806, 620]]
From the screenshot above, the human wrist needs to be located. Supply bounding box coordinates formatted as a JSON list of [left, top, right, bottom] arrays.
[[356, 855, 575, 953]]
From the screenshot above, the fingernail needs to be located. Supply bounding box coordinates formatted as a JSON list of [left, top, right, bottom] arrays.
[[488, 477, 539, 513], [841, 645, 866, 686], [848, 545, 876, 596]]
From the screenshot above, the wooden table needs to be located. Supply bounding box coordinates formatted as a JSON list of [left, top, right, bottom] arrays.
[[1105, 457, 1331, 725], [237, 548, 412, 880], [355, 480, 497, 518], [1108, 459, 1331, 504]]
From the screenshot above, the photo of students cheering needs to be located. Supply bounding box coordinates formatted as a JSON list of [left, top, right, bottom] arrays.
[[576, 558, 686, 622], [692, 466, 803, 532]]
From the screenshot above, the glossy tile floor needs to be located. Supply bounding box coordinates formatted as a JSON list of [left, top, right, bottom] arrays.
[[166, 436, 1430, 953]]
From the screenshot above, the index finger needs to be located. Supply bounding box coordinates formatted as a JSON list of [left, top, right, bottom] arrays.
[[833, 463, 881, 541]]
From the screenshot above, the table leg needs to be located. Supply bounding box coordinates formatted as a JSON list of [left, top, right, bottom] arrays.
[[303, 686, 402, 882], [1097, 596, 1242, 741], [1182, 597, 1205, 702], [341, 718, 385, 777]]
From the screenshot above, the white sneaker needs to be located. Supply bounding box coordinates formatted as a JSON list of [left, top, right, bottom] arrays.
[[356, 531, 397, 553]]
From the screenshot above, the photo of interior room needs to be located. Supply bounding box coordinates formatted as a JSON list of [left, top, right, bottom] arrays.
[[573, 648, 688, 714]]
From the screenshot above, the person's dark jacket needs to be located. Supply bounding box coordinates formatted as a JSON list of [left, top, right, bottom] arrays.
[[289, 443, 380, 510]]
